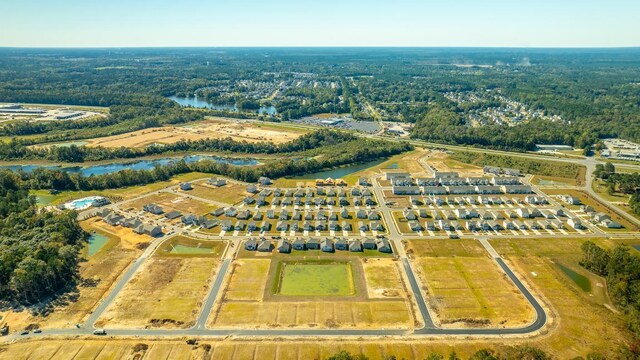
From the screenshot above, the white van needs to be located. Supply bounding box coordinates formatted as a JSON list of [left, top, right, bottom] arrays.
[[93, 329, 107, 335]]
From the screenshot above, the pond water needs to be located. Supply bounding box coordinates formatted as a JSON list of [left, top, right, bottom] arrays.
[[168, 96, 277, 115], [291, 158, 388, 180], [0, 154, 260, 176], [557, 263, 591, 292], [169, 244, 212, 254], [88, 233, 109, 257], [538, 179, 569, 186], [633, 244, 640, 253]]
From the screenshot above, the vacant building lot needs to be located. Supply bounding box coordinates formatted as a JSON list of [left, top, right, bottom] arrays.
[[362, 258, 407, 299], [188, 180, 249, 205], [95, 245, 220, 329], [277, 262, 355, 296], [132, 191, 215, 216], [210, 257, 413, 329], [409, 239, 534, 328], [86, 118, 306, 148]]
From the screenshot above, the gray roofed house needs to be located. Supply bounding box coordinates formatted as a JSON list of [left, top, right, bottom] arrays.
[[182, 214, 197, 225], [234, 221, 245, 231], [356, 210, 367, 219], [276, 221, 288, 231], [246, 184, 258, 194], [358, 221, 368, 231], [143, 204, 164, 215], [321, 238, 334, 252], [258, 177, 272, 185], [237, 210, 252, 220], [307, 238, 321, 249], [370, 221, 383, 231], [277, 239, 291, 253], [292, 211, 302, 220], [376, 239, 392, 253], [315, 220, 327, 231], [257, 239, 272, 252], [253, 211, 263, 220], [340, 209, 351, 219], [266, 210, 276, 219], [221, 220, 233, 231], [363, 238, 377, 249], [293, 238, 306, 250], [342, 221, 352, 231], [303, 221, 313, 231], [207, 178, 226, 187], [202, 220, 218, 229], [260, 221, 271, 231], [368, 211, 380, 220], [179, 182, 193, 191], [329, 221, 340, 231], [349, 239, 363, 252], [225, 207, 238, 217], [134, 224, 162, 237], [245, 238, 258, 250], [243, 197, 256, 205], [247, 221, 257, 231], [211, 208, 225, 217], [165, 210, 182, 220], [335, 238, 348, 251], [279, 209, 290, 220], [409, 220, 422, 231]]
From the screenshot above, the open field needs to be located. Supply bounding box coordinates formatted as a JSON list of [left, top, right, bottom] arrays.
[[223, 259, 272, 301], [211, 300, 411, 329], [0, 339, 553, 360], [406, 239, 487, 258], [211, 257, 412, 329], [530, 175, 577, 187], [362, 258, 407, 299], [189, 180, 248, 205], [426, 152, 484, 177], [85, 117, 306, 148], [95, 256, 219, 329], [416, 256, 535, 328], [131, 191, 215, 216], [277, 262, 355, 296]]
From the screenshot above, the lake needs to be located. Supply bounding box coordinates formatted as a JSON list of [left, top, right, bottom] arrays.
[[88, 233, 109, 257], [0, 154, 260, 176], [168, 96, 277, 115], [291, 158, 389, 180]]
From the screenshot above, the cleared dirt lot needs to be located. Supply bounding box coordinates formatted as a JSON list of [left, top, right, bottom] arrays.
[[211, 258, 412, 329], [95, 257, 219, 329], [86, 117, 306, 148], [189, 180, 249, 205], [132, 191, 215, 216], [416, 256, 535, 328], [408, 239, 535, 328], [362, 258, 407, 299]]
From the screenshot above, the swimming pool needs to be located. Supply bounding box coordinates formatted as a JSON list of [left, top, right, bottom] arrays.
[[64, 196, 104, 210]]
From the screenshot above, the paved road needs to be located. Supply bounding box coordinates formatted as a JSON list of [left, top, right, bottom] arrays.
[[194, 259, 231, 329]]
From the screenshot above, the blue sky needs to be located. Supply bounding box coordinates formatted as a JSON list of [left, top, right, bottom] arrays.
[[1, 0, 639, 47]]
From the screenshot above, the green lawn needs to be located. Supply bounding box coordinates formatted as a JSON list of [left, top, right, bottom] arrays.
[[278, 262, 355, 296]]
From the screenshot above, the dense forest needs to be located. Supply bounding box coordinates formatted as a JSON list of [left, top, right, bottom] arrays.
[[580, 241, 640, 339], [0, 171, 87, 304], [1, 48, 640, 152]]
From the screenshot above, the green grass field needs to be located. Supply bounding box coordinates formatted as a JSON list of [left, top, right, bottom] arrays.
[[278, 262, 355, 296]]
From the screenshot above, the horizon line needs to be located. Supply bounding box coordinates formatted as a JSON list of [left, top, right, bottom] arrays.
[[1, 45, 640, 50]]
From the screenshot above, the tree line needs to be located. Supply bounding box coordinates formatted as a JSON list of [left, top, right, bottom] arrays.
[[581, 241, 640, 339], [0, 172, 87, 304], [4, 137, 412, 191]]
